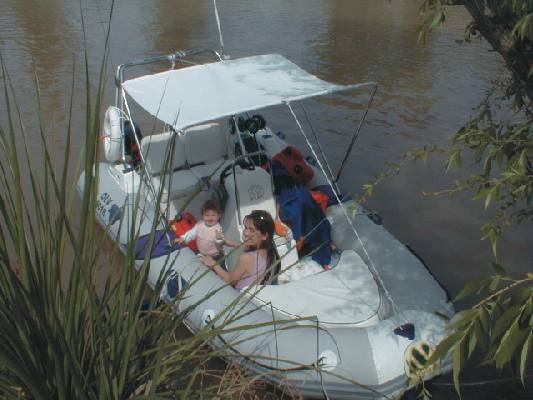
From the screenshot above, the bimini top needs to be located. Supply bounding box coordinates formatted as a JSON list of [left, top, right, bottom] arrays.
[[122, 54, 375, 130]]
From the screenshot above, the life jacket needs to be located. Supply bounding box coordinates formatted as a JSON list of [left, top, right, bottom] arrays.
[[171, 212, 198, 252]]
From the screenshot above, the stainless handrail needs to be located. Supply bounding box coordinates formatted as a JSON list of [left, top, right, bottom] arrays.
[[115, 48, 222, 88]]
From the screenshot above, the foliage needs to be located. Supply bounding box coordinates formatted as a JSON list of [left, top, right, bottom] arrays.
[[414, 0, 533, 396], [358, 1, 533, 396], [429, 265, 533, 392], [0, 52, 227, 400], [0, 12, 288, 400], [418, 0, 533, 103]]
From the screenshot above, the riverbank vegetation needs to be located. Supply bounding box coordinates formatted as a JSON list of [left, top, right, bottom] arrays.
[[0, 16, 296, 400], [365, 1, 533, 397]]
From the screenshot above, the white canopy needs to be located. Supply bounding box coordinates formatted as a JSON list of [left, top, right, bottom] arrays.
[[122, 54, 375, 130]]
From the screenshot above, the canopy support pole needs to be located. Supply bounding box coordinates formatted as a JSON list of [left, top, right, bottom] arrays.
[[298, 102, 341, 196], [212, 0, 225, 58], [285, 101, 400, 319], [334, 85, 378, 184]]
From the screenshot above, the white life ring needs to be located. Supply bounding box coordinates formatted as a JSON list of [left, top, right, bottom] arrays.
[[103, 106, 123, 163]]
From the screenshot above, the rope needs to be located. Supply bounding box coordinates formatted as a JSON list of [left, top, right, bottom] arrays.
[[213, 0, 225, 57], [285, 101, 401, 319]]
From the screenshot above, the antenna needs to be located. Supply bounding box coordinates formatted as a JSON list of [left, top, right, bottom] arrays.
[[213, 0, 227, 59]]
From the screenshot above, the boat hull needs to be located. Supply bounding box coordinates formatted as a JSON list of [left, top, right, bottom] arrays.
[[77, 162, 453, 399]]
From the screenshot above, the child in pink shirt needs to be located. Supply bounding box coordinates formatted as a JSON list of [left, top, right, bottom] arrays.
[[176, 200, 238, 264]]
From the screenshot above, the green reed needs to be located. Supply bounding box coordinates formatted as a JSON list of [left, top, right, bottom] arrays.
[[0, 19, 285, 399]]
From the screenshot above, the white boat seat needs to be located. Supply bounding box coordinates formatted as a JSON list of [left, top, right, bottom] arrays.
[[151, 169, 199, 201], [140, 122, 235, 201], [189, 158, 233, 181], [183, 122, 230, 165], [231, 165, 277, 220], [141, 131, 186, 176], [248, 250, 381, 327]]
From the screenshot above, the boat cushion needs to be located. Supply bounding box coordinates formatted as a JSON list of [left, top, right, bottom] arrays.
[[190, 158, 233, 181], [152, 169, 199, 200], [182, 122, 229, 166], [141, 131, 187, 175], [230, 165, 277, 220], [248, 250, 380, 327]]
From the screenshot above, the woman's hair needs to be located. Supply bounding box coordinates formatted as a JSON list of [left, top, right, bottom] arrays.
[[244, 210, 279, 284], [202, 200, 221, 215]]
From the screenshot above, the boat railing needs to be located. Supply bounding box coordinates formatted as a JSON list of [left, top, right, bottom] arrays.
[[115, 47, 223, 88]]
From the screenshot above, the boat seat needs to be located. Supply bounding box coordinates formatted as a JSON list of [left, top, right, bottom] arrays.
[[141, 131, 187, 175], [183, 122, 232, 181], [231, 165, 277, 221], [140, 122, 233, 200], [247, 250, 381, 327], [189, 159, 233, 183], [182, 122, 229, 165], [151, 170, 199, 201]]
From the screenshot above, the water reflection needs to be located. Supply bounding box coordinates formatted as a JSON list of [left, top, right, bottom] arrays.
[[0, 0, 528, 296]]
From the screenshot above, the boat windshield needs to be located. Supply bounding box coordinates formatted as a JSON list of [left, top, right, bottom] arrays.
[[122, 54, 374, 130]]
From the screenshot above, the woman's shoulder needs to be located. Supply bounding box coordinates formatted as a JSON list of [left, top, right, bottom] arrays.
[[238, 251, 255, 262]]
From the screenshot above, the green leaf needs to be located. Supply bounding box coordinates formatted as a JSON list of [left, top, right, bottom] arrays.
[[473, 317, 488, 350], [494, 318, 529, 369], [454, 274, 491, 301], [518, 148, 529, 173], [479, 306, 491, 332], [491, 263, 507, 276], [362, 183, 374, 197], [488, 275, 501, 292], [467, 330, 477, 359], [428, 331, 464, 364], [446, 150, 462, 172], [449, 309, 477, 330], [520, 331, 533, 386], [452, 337, 465, 396], [492, 305, 521, 340]]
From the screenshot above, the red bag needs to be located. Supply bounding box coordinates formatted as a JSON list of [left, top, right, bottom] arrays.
[[171, 212, 198, 252], [272, 145, 314, 185]]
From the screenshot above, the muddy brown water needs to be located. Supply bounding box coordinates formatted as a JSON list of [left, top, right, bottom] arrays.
[[1, 0, 531, 398]]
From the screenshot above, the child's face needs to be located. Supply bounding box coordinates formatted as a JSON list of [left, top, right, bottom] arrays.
[[203, 209, 220, 226]]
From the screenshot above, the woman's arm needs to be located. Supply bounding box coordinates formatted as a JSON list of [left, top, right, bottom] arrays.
[[204, 253, 252, 286]]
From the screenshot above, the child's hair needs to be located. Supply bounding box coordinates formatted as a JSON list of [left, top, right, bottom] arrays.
[[244, 210, 280, 284], [201, 200, 221, 215]]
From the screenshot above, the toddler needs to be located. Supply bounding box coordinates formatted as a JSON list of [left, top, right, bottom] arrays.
[[176, 200, 238, 264]]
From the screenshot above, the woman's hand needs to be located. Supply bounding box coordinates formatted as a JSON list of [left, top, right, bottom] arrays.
[[201, 255, 216, 267]]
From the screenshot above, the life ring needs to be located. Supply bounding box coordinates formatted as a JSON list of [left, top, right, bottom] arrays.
[[103, 106, 123, 163]]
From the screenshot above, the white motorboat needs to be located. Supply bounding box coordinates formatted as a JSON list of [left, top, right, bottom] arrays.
[[78, 48, 453, 399]]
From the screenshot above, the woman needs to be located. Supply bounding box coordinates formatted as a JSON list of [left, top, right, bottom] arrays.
[[203, 210, 279, 289]]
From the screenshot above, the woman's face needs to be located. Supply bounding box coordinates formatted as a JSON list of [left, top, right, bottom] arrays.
[[243, 218, 268, 248]]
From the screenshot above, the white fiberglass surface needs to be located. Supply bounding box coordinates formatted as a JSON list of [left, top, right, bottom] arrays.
[[122, 54, 373, 130]]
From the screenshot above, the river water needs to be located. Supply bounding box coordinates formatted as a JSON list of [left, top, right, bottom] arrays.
[[2, 0, 528, 293], [0, 0, 530, 395]]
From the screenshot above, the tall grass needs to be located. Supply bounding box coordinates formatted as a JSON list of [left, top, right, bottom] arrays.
[[0, 28, 297, 400]]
